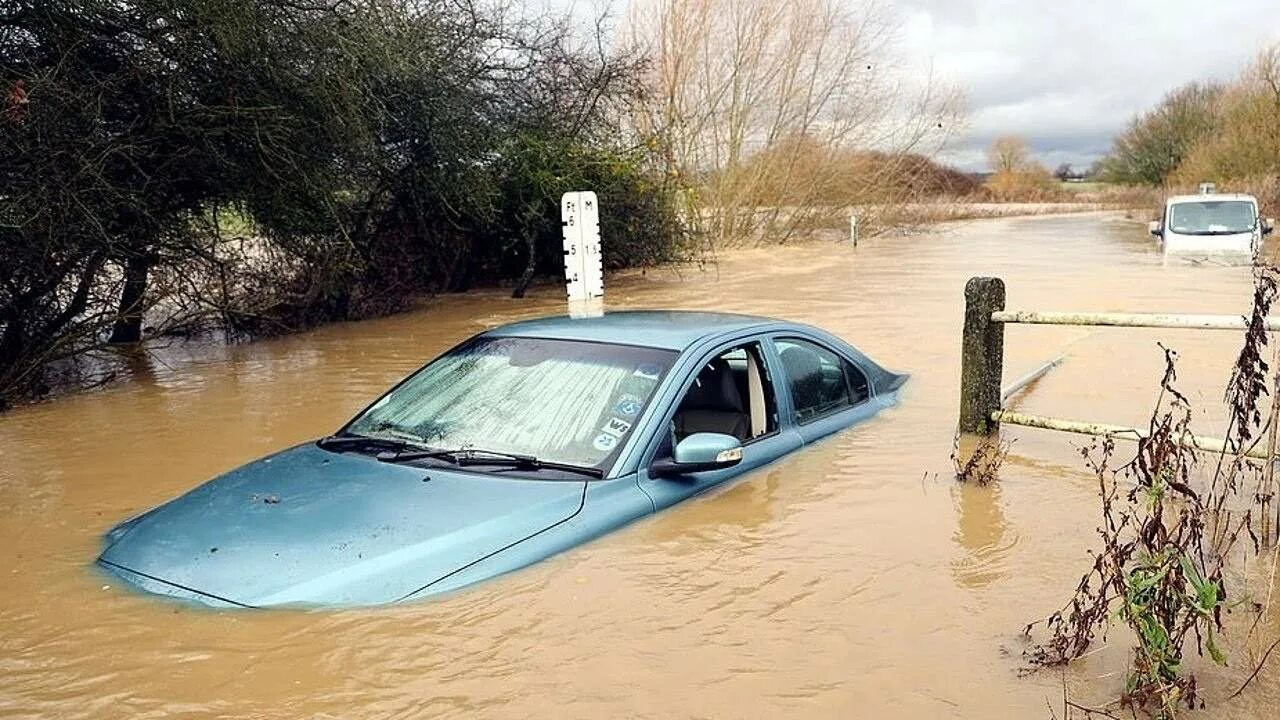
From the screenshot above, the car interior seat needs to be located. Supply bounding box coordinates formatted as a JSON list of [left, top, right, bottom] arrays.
[[674, 359, 751, 441]]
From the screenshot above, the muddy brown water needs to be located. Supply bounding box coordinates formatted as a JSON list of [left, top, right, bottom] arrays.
[[3, 211, 1279, 718]]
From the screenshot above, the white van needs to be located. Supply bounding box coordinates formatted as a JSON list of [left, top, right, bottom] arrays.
[[1148, 193, 1273, 255]]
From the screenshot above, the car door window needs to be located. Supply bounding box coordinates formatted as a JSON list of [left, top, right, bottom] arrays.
[[774, 338, 869, 424], [670, 342, 778, 445]]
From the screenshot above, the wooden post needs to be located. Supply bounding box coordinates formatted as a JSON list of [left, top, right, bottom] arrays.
[[959, 277, 1005, 435]]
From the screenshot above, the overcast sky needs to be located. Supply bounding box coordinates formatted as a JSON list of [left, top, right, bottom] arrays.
[[893, 0, 1280, 171]]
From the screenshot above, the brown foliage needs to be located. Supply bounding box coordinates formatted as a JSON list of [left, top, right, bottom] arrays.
[[951, 433, 1011, 486], [1169, 46, 1280, 192], [983, 167, 1062, 202], [1025, 261, 1280, 716], [988, 135, 1032, 174], [730, 134, 978, 206], [627, 0, 965, 244], [1118, 44, 1280, 217], [978, 135, 1067, 202]]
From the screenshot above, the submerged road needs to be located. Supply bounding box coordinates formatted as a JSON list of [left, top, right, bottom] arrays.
[[0, 211, 1276, 717]]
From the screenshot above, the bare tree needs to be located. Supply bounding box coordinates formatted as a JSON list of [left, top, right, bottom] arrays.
[[624, 0, 964, 244], [987, 135, 1031, 174]]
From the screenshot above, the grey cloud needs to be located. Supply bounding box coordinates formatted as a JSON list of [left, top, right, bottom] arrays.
[[892, 0, 1280, 170]]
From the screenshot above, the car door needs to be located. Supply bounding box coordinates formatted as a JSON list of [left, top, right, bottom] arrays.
[[637, 335, 802, 510]]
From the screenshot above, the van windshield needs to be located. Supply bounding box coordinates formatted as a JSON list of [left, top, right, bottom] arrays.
[[1168, 200, 1257, 235], [343, 337, 676, 470]]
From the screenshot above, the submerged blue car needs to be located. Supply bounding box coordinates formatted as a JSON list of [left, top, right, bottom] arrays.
[[98, 311, 906, 608]]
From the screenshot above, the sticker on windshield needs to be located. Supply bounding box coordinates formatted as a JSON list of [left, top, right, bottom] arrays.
[[633, 363, 662, 380], [593, 433, 618, 451], [614, 394, 643, 416], [602, 417, 632, 438]]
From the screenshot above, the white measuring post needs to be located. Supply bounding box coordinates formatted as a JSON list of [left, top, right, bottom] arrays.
[[561, 191, 603, 318], [849, 213, 858, 246]]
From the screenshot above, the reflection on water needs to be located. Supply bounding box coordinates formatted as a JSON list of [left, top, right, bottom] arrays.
[[949, 435, 1016, 590], [2, 211, 1278, 717], [951, 481, 1015, 590], [643, 469, 783, 548]]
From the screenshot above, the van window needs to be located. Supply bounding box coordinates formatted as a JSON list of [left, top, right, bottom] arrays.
[[1168, 200, 1256, 235]]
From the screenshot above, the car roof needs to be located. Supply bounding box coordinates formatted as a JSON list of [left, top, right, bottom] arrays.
[[483, 310, 784, 351], [1166, 193, 1257, 204]]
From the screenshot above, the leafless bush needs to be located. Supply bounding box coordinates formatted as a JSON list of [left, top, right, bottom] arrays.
[[952, 432, 1012, 486], [624, 0, 964, 245]]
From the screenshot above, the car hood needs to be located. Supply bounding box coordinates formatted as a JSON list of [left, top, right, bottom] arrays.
[[98, 443, 585, 607]]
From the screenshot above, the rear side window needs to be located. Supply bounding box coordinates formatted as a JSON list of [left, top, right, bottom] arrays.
[[774, 338, 869, 423]]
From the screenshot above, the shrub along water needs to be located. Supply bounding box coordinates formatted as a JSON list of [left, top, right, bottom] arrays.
[[0, 0, 693, 407], [1024, 266, 1280, 718], [1, 0, 967, 409]]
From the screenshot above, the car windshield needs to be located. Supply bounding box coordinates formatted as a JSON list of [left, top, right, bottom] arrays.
[[1167, 200, 1256, 235], [343, 337, 676, 471]]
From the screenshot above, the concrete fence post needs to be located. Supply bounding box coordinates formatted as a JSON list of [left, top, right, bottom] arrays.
[[959, 276, 1005, 435]]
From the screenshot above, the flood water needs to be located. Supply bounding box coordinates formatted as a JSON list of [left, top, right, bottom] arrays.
[[2, 211, 1279, 718]]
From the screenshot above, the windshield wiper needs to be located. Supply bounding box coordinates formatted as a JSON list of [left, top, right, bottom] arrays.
[[382, 447, 603, 478], [1176, 229, 1252, 236], [374, 447, 466, 465], [318, 431, 434, 454], [331, 438, 603, 478], [317, 433, 411, 451], [458, 450, 604, 478]]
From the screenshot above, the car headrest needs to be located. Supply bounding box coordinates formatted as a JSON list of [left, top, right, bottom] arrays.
[[682, 359, 745, 413]]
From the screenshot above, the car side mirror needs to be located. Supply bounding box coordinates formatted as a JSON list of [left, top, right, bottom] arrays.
[[1264, 218, 1275, 236], [1148, 220, 1162, 237], [650, 433, 743, 477]]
